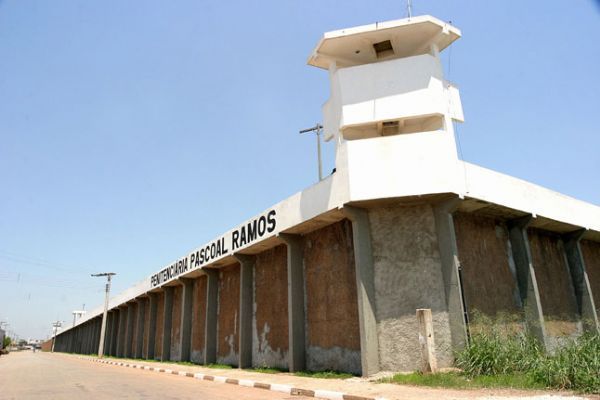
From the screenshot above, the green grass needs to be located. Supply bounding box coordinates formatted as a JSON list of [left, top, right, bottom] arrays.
[[246, 367, 288, 374], [205, 363, 233, 369], [293, 370, 354, 379], [381, 372, 545, 390]]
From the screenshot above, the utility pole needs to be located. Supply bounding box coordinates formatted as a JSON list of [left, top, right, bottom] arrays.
[[92, 272, 116, 358], [51, 321, 62, 352], [299, 123, 324, 181]]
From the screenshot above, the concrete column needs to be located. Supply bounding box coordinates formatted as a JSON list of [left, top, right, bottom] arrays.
[[116, 306, 128, 357], [433, 198, 469, 350], [178, 278, 194, 362], [279, 233, 306, 373], [161, 286, 174, 361], [343, 206, 381, 377], [110, 309, 120, 356], [204, 269, 219, 365], [234, 254, 255, 369], [563, 230, 600, 333], [507, 215, 547, 348], [147, 293, 159, 360], [125, 303, 136, 358], [104, 311, 113, 356], [135, 298, 146, 358]]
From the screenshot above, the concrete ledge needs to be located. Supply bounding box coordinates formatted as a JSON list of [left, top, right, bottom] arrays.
[[81, 356, 382, 400]]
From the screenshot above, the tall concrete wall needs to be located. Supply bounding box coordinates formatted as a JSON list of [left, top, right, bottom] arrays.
[[170, 285, 183, 361], [254, 244, 289, 369], [217, 263, 240, 366], [304, 220, 361, 374], [191, 276, 207, 363], [580, 240, 600, 316], [368, 204, 453, 371], [528, 228, 581, 341], [454, 213, 522, 323]]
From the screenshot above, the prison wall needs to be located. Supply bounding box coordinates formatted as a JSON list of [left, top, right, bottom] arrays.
[[368, 204, 453, 371], [191, 275, 207, 363], [528, 228, 581, 341], [304, 220, 361, 374], [217, 263, 240, 366], [170, 285, 183, 360], [253, 244, 289, 369], [580, 240, 600, 316], [453, 213, 522, 328]]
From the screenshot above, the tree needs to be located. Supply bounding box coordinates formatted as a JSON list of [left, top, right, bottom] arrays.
[[3, 336, 11, 349]]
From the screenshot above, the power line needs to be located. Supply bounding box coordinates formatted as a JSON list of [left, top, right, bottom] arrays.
[[0, 250, 98, 274]]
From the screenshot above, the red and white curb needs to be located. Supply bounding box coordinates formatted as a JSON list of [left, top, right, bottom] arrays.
[[79, 357, 385, 400]]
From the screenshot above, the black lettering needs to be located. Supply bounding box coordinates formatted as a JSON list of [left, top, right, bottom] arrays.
[[247, 220, 257, 243], [221, 237, 229, 254], [210, 243, 216, 258], [240, 226, 247, 246], [232, 230, 239, 250], [267, 210, 277, 233], [258, 216, 266, 236], [216, 239, 222, 257]]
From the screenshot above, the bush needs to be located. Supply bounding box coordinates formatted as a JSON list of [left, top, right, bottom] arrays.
[[456, 326, 599, 394], [530, 333, 600, 393]]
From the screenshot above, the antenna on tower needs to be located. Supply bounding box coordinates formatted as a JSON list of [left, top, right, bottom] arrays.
[[407, 0, 413, 19]]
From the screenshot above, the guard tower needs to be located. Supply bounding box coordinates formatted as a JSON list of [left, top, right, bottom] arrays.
[[309, 16, 465, 200]]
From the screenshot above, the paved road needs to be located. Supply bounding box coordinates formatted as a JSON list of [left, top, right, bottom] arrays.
[[0, 351, 309, 400]]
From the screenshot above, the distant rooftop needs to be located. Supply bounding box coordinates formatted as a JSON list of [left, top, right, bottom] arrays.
[[308, 15, 461, 69]]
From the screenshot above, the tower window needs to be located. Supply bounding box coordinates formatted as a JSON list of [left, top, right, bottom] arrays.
[[373, 40, 394, 58]]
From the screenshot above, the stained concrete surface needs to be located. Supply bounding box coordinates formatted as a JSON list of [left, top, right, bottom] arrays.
[[0, 351, 306, 400], [254, 244, 289, 369], [580, 240, 600, 315], [368, 205, 453, 371], [528, 228, 580, 338], [303, 220, 361, 374]]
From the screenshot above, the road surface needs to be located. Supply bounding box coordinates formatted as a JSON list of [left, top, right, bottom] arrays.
[[0, 351, 309, 400]]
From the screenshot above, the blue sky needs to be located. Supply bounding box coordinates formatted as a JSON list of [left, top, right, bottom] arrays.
[[1, 1, 599, 340]]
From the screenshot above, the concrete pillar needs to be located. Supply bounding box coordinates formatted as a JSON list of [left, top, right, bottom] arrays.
[[279, 233, 306, 372], [433, 197, 469, 350], [178, 278, 194, 362], [104, 311, 113, 356], [507, 214, 547, 348], [343, 206, 381, 377], [125, 303, 135, 358], [563, 230, 600, 333], [204, 269, 219, 365], [234, 254, 255, 369], [147, 293, 159, 360], [116, 306, 128, 357], [135, 298, 146, 358], [161, 286, 174, 361], [110, 309, 120, 356]]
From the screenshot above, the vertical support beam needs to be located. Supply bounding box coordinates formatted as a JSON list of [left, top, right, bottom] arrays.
[[147, 293, 158, 360], [178, 278, 194, 362], [234, 254, 255, 369], [125, 303, 135, 358], [135, 298, 146, 358], [278, 233, 306, 373], [204, 269, 219, 365], [507, 215, 547, 348], [104, 311, 113, 356], [117, 306, 128, 357], [343, 206, 380, 377], [563, 230, 599, 333], [433, 197, 469, 350], [161, 286, 174, 361], [110, 309, 120, 356]]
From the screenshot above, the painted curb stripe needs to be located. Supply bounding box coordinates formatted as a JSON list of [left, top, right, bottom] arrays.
[[78, 357, 381, 400]]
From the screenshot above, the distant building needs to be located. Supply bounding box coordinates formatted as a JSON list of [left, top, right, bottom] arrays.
[[53, 16, 600, 376]]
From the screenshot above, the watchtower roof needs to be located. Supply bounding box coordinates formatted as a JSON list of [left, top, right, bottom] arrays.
[[308, 15, 461, 69]]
